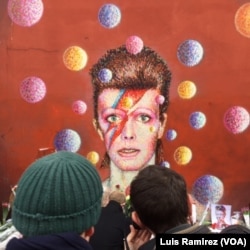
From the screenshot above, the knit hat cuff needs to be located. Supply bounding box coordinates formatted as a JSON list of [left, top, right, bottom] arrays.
[[13, 198, 100, 221], [13, 198, 101, 236]]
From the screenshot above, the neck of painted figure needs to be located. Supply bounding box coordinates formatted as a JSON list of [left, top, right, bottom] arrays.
[[105, 154, 156, 192]]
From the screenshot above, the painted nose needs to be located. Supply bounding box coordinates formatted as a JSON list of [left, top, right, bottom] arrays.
[[121, 120, 135, 140], [122, 134, 134, 140]]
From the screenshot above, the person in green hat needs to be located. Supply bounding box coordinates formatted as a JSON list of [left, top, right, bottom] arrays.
[[6, 151, 103, 250]]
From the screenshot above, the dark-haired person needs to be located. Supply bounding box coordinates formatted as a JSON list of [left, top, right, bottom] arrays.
[[220, 224, 250, 234], [126, 165, 210, 250], [90, 44, 172, 193]]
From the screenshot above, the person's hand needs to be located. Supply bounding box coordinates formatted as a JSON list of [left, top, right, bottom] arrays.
[[126, 224, 152, 250]]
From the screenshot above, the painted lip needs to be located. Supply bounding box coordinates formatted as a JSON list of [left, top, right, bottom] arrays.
[[117, 148, 140, 158]]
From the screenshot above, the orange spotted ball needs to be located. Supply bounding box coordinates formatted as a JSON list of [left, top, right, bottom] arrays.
[[235, 3, 250, 38], [178, 80, 197, 99], [63, 46, 88, 71]]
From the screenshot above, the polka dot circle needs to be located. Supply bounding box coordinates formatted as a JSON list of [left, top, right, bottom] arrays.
[[63, 46, 88, 71], [8, 0, 44, 27], [72, 100, 87, 115], [155, 95, 165, 105], [149, 126, 156, 133], [235, 3, 250, 38], [192, 175, 224, 205], [98, 4, 121, 29], [174, 146, 192, 165], [161, 161, 170, 168], [54, 129, 81, 153], [20, 76, 46, 103], [121, 97, 133, 109], [178, 80, 197, 99], [189, 111, 206, 130], [98, 68, 112, 83], [166, 129, 177, 141], [177, 39, 204, 67], [223, 106, 250, 134], [126, 35, 144, 55], [87, 151, 100, 165]]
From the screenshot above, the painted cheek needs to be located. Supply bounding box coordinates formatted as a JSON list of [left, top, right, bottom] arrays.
[[98, 117, 109, 133], [147, 121, 162, 136], [108, 117, 128, 149], [147, 117, 160, 130], [103, 118, 127, 149], [103, 126, 117, 150]]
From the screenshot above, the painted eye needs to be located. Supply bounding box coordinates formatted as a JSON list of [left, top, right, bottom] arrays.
[[137, 114, 151, 123], [107, 115, 121, 123]]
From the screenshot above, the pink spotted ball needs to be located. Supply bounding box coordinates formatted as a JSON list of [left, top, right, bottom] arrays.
[[126, 36, 144, 55], [72, 100, 87, 115], [223, 106, 250, 134], [20, 76, 46, 103], [8, 0, 44, 27], [155, 95, 165, 105]]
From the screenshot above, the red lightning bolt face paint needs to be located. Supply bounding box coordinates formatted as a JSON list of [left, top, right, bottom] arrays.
[[106, 89, 147, 150], [97, 88, 164, 171]]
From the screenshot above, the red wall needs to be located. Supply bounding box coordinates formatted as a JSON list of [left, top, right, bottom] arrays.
[[1, 0, 250, 211]]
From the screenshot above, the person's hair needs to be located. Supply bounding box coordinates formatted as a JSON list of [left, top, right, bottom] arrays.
[[109, 190, 126, 205], [130, 165, 189, 234], [90, 45, 172, 168], [215, 205, 226, 213], [220, 224, 250, 234]]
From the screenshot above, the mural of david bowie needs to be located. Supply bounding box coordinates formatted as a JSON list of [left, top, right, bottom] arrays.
[[90, 44, 172, 193]]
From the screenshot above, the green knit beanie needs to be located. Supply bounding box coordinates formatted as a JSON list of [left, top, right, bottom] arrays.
[[12, 151, 103, 237]]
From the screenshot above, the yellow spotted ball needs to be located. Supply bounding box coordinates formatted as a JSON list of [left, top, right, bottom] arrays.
[[149, 126, 156, 133], [63, 46, 88, 71], [235, 3, 250, 38], [178, 80, 197, 99], [174, 146, 192, 165], [87, 151, 100, 165], [121, 97, 133, 109]]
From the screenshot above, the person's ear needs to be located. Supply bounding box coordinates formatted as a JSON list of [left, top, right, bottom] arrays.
[[93, 119, 104, 141], [158, 113, 167, 139], [131, 211, 144, 229], [80, 226, 94, 241]]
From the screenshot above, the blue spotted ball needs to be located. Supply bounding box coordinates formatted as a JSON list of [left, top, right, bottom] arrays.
[[98, 68, 112, 83], [166, 129, 177, 141], [177, 39, 204, 67], [98, 4, 121, 29], [161, 161, 170, 168], [54, 129, 81, 153], [192, 175, 224, 205], [189, 111, 206, 129]]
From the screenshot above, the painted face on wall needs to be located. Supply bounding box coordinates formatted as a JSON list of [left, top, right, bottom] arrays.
[[96, 88, 166, 171]]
